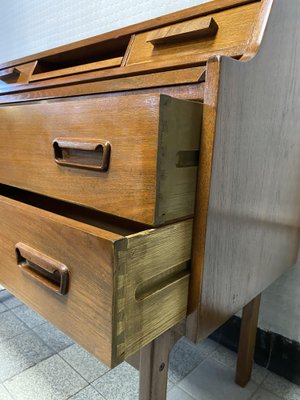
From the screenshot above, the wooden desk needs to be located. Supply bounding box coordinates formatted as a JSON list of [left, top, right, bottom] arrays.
[[0, 0, 299, 398]]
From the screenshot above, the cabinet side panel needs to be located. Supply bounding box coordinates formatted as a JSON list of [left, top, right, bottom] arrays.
[[198, 0, 300, 339]]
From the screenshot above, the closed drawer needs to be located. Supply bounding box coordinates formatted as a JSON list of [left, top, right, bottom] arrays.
[[0, 93, 201, 226], [0, 187, 191, 367], [126, 2, 260, 67]]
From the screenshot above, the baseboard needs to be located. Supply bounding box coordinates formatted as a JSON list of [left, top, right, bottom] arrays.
[[209, 316, 300, 386]]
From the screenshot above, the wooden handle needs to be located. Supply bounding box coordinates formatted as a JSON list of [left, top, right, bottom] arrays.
[[16, 243, 69, 295], [147, 17, 218, 45], [53, 137, 111, 172], [0, 67, 21, 82]]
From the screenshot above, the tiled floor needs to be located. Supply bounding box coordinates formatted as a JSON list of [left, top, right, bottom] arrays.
[[0, 286, 299, 400]]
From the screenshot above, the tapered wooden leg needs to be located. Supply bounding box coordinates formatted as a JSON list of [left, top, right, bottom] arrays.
[[235, 294, 261, 387], [139, 329, 176, 400]]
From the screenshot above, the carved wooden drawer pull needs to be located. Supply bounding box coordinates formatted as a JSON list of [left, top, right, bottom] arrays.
[[147, 17, 219, 45], [0, 67, 21, 82], [53, 137, 111, 172], [16, 243, 69, 296]]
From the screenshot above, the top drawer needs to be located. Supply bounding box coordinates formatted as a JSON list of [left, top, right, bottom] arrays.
[[0, 93, 201, 225], [126, 2, 260, 67]]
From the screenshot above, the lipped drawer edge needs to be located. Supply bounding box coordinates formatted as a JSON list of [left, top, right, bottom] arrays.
[[0, 190, 192, 367]]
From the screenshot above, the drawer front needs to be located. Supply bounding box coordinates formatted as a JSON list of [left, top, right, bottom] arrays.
[[126, 2, 260, 67], [0, 193, 191, 366], [0, 93, 201, 225]]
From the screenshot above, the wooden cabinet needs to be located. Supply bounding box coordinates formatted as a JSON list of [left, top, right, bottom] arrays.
[[0, 1, 299, 391]]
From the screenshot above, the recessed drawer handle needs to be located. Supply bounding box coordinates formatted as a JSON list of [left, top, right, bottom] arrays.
[[0, 67, 21, 82], [147, 17, 218, 45], [15, 243, 69, 296], [53, 138, 111, 172]]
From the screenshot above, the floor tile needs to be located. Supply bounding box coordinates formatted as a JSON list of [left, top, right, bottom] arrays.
[[167, 380, 175, 392], [0, 302, 7, 314], [0, 291, 23, 309], [60, 344, 109, 383], [4, 354, 87, 400], [0, 384, 13, 400], [12, 304, 46, 328], [210, 345, 237, 369], [93, 362, 139, 400], [251, 363, 269, 385], [0, 310, 28, 342], [69, 385, 106, 400], [209, 345, 268, 385], [0, 330, 54, 382], [169, 337, 207, 383], [195, 338, 219, 359], [251, 388, 282, 399], [263, 372, 300, 400], [33, 322, 73, 352], [168, 386, 196, 400], [179, 358, 258, 400]]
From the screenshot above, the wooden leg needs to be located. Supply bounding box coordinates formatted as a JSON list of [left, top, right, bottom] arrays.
[[235, 294, 261, 387], [139, 329, 177, 400]]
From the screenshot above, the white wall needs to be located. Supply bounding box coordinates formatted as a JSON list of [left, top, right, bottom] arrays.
[[0, 0, 206, 64], [0, 0, 299, 342]]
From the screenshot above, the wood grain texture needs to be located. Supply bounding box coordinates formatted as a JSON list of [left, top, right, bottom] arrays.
[[196, 0, 300, 340], [0, 194, 119, 366], [0, 67, 205, 103], [16, 242, 69, 296], [0, 61, 37, 87], [114, 219, 192, 362], [0, 192, 192, 367], [126, 3, 260, 67], [156, 96, 202, 224], [30, 57, 123, 82], [0, 94, 201, 225], [0, 57, 207, 97], [235, 295, 261, 387], [186, 0, 272, 341], [146, 17, 219, 46], [139, 329, 177, 400], [0, 0, 259, 71], [0, 3, 262, 97]]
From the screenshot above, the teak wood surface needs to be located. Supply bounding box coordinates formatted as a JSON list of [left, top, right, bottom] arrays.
[[0, 94, 201, 225], [0, 0, 298, 398], [0, 193, 192, 367], [187, 0, 300, 342], [0, 1, 259, 98], [127, 3, 260, 67]]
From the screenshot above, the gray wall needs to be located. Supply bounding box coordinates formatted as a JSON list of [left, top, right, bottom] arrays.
[[1, 0, 299, 342]]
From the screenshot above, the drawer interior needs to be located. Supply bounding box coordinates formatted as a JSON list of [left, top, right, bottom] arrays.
[[30, 36, 131, 82], [0, 184, 147, 236]]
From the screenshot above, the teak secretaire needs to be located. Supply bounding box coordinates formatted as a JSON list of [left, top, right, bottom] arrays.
[[0, 0, 299, 397]]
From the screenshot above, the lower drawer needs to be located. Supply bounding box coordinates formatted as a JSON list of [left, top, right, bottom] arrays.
[[0, 187, 191, 367]]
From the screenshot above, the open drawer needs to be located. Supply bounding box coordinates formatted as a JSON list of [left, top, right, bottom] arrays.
[[0, 186, 191, 367], [0, 93, 202, 225]]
